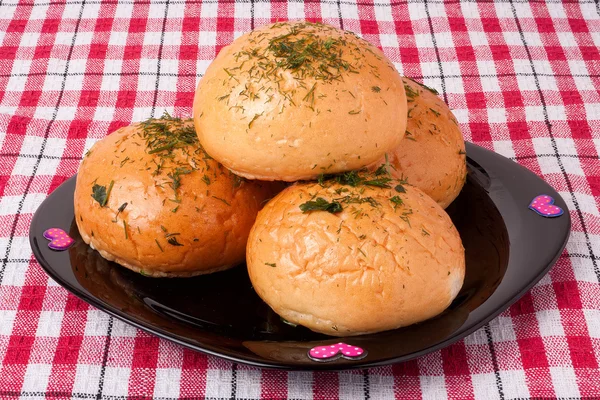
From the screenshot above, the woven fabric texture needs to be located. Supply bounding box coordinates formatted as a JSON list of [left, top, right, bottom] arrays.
[[0, 0, 599, 398]]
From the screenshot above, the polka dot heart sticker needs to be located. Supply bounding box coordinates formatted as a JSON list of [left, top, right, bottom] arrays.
[[308, 342, 367, 362], [43, 228, 74, 251], [528, 195, 564, 218]]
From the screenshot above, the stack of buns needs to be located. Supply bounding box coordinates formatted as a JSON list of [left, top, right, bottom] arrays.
[[75, 21, 466, 336]]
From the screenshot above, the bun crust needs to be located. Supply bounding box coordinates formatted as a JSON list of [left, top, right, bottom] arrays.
[[74, 119, 278, 277], [193, 22, 407, 181], [371, 77, 466, 208], [246, 177, 465, 336]]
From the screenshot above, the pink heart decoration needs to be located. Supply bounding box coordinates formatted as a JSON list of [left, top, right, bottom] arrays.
[[308, 342, 366, 362], [43, 228, 74, 251], [529, 195, 564, 218]]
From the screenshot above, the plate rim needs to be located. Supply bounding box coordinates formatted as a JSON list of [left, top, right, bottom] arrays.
[[29, 142, 571, 370]]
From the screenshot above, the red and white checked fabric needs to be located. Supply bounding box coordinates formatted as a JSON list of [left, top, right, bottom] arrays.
[[0, 0, 599, 398]]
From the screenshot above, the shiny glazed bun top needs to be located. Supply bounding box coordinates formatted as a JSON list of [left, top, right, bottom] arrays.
[[370, 77, 467, 208], [74, 115, 278, 277], [246, 169, 465, 336], [194, 21, 407, 181]]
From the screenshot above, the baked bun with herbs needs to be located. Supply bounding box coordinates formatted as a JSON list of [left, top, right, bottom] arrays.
[[370, 77, 467, 208], [246, 169, 465, 336], [193, 21, 407, 181], [74, 115, 278, 277]]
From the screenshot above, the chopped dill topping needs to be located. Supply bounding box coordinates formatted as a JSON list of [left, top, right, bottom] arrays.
[[429, 108, 441, 117], [299, 197, 342, 213], [403, 83, 419, 99], [224, 22, 380, 110], [405, 76, 439, 95], [265, 262, 277, 267], [371, 86, 381, 93], [363, 177, 392, 188], [400, 209, 413, 227], [212, 196, 230, 206], [112, 202, 128, 223], [139, 112, 211, 202], [374, 164, 388, 176], [389, 196, 403, 209], [167, 236, 183, 246], [248, 113, 263, 129], [91, 180, 114, 207]]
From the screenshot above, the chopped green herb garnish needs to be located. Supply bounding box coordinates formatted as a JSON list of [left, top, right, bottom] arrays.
[[429, 108, 441, 117], [458, 149, 466, 155], [155, 239, 164, 252], [374, 164, 388, 176], [299, 197, 343, 214], [363, 177, 392, 188], [91, 180, 114, 207], [212, 196, 230, 206], [390, 196, 403, 209], [422, 228, 430, 236], [123, 220, 128, 239], [409, 77, 439, 95], [348, 109, 361, 115], [248, 113, 263, 129], [167, 236, 183, 246], [112, 202, 129, 223], [400, 209, 413, 227], [371, 86, 381, 93], [265, 262, 277, 268], [404, 83, 419, 99], [394, 184, 406, 193], [335, 171, 362, 187]]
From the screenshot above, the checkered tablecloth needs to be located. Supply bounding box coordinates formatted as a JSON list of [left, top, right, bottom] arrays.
[[1, 0, 599, 398]]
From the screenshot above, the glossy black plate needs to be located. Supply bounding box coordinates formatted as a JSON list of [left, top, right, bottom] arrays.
[[29, 142, 570, 370]]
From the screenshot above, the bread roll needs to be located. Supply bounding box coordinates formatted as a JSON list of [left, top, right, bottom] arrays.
[[371, 77, 466, 208], [246, 171, 465, 336], [74, 116, 278, 277], [193, 21, 407, 181]]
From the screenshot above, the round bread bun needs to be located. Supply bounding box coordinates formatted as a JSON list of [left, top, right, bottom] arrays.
[[193, 21, 407, 181], [246, 171, 465, 336], [74, 116, 279, 277], [370, 77, 467, 208]]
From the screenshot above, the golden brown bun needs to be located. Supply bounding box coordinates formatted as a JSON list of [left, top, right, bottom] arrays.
[[193, 21, 407, 181], [74, 118, 279, 277], [370, 77, 467, 208], [246, 173, 465, 336]]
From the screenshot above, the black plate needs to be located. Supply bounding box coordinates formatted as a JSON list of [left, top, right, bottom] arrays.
[[29, 142, 570, 370]]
